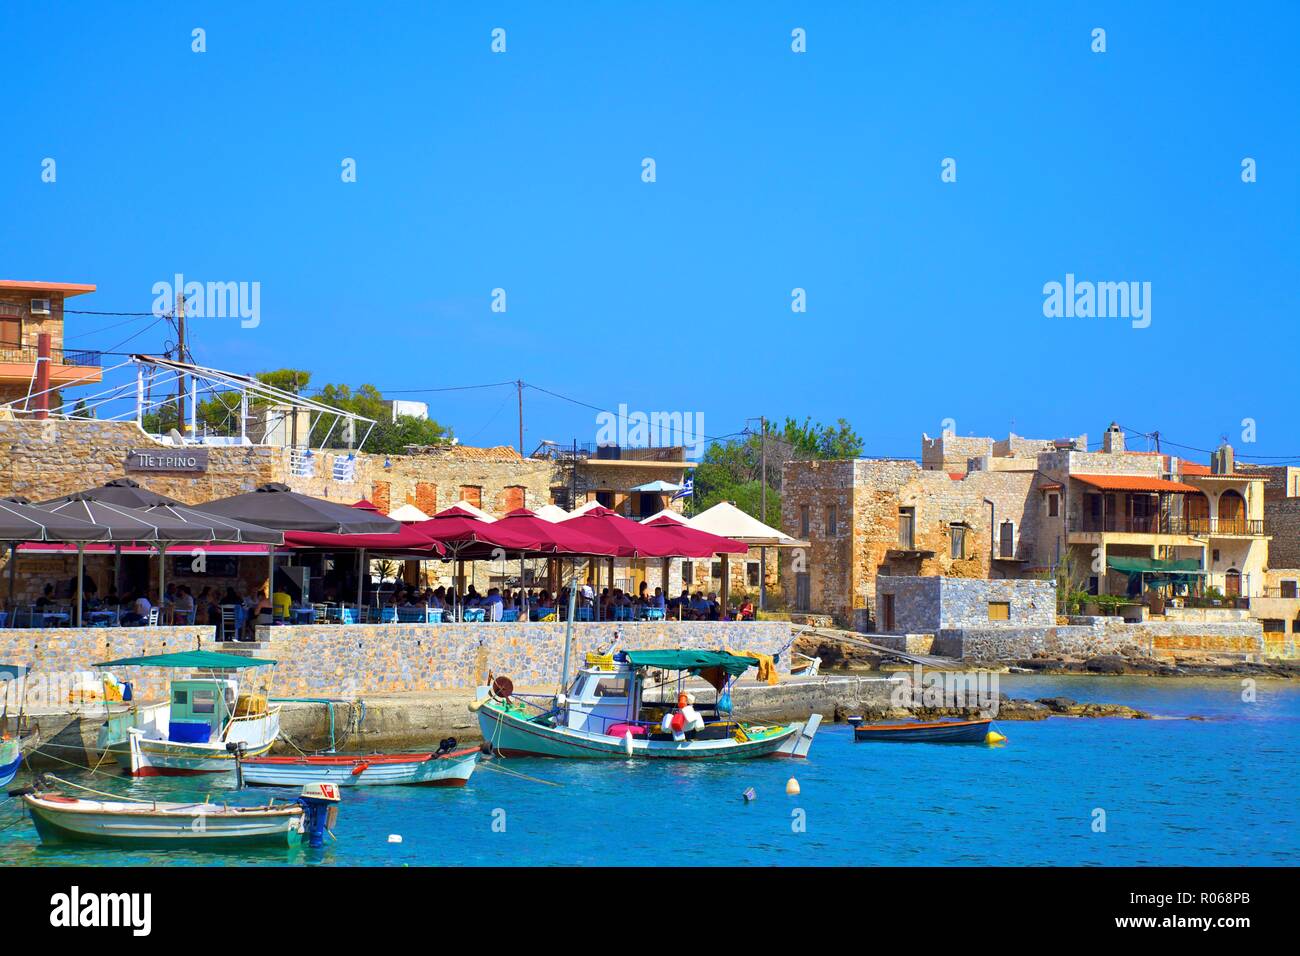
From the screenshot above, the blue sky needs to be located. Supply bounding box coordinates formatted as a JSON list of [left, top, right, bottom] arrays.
[[3, 2, 1296, 463]]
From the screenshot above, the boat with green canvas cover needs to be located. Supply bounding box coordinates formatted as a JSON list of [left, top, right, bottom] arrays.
[[94, 650, 281, 777], [472, 648, 820, 760]]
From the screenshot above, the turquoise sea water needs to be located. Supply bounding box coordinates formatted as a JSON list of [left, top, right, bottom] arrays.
[[2, 675, 1297, 866]]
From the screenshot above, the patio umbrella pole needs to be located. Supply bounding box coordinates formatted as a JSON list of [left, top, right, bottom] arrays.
[[267, 544, 275, 605], [8, 543, 15, 606], [356, 548, 366, 611], [75, 542, 85, 626], [157, 543, 167, 621]]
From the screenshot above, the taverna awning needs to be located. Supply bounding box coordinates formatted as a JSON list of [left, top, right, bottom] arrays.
[[685, 501, 807, 547], [97, 650, 277, 669], [195, 483, 400, 534]]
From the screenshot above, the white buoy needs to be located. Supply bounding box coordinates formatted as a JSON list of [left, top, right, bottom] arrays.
[[623, 730, 634, 756], [786, 778, 800, 796], [388, 834, 403, 844]]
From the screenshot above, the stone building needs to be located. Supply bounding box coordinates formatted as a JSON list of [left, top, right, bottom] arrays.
[[782, 422, 1271, 630], [0, 279, 103, 409]]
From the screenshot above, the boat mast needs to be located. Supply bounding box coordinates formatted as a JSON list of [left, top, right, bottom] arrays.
[[558, 583, 578, 693]]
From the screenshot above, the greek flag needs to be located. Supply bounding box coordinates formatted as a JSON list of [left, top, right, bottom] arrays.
[[671, 477, 693, 501]]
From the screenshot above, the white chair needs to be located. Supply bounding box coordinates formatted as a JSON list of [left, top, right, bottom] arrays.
[[147, 608, 160, 627]]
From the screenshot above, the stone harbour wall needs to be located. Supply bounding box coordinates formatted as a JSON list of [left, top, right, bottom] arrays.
[[236, 620, 793, 697], [933, 616, 1265, 662], [0, 625, 212, 703], [0, 621, 793, 703]]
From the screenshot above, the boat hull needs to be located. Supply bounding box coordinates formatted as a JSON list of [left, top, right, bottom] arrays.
[[0, 748, 21, 788], [104, 735, 278, 776], [24, 795, 303, 849], [854, 718, 993, 743], [478, 700, 800, 760], [242, 748, 479, 787]]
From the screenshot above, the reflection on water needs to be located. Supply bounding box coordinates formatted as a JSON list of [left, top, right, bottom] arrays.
[[2, 675, 1296, 866]]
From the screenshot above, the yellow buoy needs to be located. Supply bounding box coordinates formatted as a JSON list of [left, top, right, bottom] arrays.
[[786, 778, 800, 795], [985, 731, 1007, 744]]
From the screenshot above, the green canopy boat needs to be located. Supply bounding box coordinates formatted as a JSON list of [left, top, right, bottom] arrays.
[[472, 648, 820, 761]]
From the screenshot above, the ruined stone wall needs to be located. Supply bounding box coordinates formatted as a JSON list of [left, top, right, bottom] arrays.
[[933, 617, 1264, 661], [920, 434, 991, 472]]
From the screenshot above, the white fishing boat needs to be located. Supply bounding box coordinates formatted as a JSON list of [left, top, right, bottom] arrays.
[[472, 649, 821, 761], [20, 774, 341, 849], [241, 742, 479, 787], [94, 650, 281, 777], [24, 791, 304, 848]]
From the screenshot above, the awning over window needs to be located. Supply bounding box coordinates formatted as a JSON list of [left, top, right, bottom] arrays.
[[1107, 556, 1203, 574], [1074, 474, 1193, 494]]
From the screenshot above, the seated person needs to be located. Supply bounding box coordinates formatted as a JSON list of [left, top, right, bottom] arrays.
[[651, 587, 666, 610], [34, 584, 57, 610], [485, 587, 505, 621], [271, 589, 293, 619], [737, 595, 755, 621], [121, 591, 152, 626], [173, 585, 196, 621], [248, 589, 272, 637]]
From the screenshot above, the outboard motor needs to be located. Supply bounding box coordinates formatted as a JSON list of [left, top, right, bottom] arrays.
[[297, 782, 341, 848], [435, 737, 457, 756]]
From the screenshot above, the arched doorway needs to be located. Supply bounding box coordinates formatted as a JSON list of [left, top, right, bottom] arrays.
[[1218, 490, 1246, 534], [1225, 568, 1241, 597], [1184, 493, 1210, 533]]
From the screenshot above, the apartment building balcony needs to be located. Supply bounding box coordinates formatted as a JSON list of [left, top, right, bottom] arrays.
[[0, 341, 103, 388], [1068, 514, 1264, 541]]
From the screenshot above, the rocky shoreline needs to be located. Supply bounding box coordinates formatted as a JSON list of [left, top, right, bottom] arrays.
[[797, 636, 1300, 680]]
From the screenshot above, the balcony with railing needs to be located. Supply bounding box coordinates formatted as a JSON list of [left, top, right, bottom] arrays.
[[1069, 514, 1264, 536], [0, 341, 102, 367]]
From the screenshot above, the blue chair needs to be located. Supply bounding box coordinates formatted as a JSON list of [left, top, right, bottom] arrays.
[[614, 605, 634, 622], [377, 606, 398, 624], [339, 606, 360, 625], [463, 608, 486, 623], [427, 607, 444, 623], [501, 609, 519, 622], [576, 607, 593, 622]]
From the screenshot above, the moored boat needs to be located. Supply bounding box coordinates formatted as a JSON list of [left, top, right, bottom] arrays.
[[852, 717, 996, 743], [0, 732, 37, 788], [94, 650, 281, 776], [241, 741, 479, 787], [20, 774, 342, 849], [473, 648, 821, 761]]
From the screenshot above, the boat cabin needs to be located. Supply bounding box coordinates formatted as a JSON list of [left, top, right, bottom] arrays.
[[563, 660, 640, 734], [168, 678, 238, 744]]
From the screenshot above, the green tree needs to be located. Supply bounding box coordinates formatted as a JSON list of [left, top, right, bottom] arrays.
[[690, 416, 862, 524]]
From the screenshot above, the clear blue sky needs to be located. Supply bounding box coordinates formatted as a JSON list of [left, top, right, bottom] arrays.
[[3, 2, 1296, 463]]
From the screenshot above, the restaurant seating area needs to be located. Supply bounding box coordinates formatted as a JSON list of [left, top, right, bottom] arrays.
[[2, 480, 763, 634]]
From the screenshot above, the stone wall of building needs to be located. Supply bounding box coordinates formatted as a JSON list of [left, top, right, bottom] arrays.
[[780, 456, 1043, 629], [875, 576, 1056, 634], [1264, 499, 1300, 567]]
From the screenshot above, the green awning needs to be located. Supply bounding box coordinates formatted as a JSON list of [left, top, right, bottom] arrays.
[[96, 650, 276, 669], [624, 649, 759, 677], [1107, 557, 1203, 574]]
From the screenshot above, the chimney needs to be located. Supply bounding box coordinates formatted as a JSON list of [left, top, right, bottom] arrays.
[[1102, 422, 1125, 454], [1212, 443, 1235, 475]]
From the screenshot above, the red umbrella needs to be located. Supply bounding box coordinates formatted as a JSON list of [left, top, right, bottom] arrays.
[[495, 508, 620, 556], [409, 509, 541, 555], [282, 526, 445, 556], [561, 505, 710, 558], [639, 518, 747, 557]]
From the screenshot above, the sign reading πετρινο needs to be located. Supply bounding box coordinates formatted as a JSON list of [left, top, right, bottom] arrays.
[[125, 448, 209, 473]]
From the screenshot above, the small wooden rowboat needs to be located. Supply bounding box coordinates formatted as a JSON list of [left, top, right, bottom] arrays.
[[853, 717, 994, 743], [23, 791, 306, 848], [240, 747, 479, 787]]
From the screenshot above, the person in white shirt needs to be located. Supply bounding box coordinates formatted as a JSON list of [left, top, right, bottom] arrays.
[[485, 587, 505, 622]]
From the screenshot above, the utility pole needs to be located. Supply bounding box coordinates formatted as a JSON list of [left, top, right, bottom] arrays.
[[173, 292, 187, 435], [759, 415, 767, 613], [570, 438, 578, 511], [516, 379, 524, 455]]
